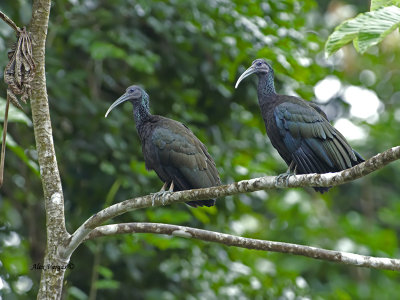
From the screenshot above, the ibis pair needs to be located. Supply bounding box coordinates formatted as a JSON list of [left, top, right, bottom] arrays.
[[105, 59, 364, 207]]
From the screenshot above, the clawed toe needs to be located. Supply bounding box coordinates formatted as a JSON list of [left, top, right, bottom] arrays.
[[161, 191, 173, 205], [150, 193, 158, 206], [151, 191, 173, 206], [275, 172, 293, 187]]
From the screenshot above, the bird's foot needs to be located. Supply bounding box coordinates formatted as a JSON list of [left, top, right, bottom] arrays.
[[151, 191, 173, 206], [151, 182, 174, 206], [275, 171, 294, 187], [151, 192, 161, 206], [276, 163, 296, 187]]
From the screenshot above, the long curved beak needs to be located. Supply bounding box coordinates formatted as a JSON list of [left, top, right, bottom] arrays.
[[235, 66, 257, 89], [105, 93, 131, 117]]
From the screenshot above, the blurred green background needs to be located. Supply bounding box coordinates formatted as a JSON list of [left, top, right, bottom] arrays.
[[1, 0, 400, 299]]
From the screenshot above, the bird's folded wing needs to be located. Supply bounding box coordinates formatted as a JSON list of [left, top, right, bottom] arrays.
[[151, 124, 220, 189], [274, 102, 357, 171]]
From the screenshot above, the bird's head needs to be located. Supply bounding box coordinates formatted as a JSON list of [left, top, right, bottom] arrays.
[[105, 85, 149, 117], [235, 59, 272, 88]]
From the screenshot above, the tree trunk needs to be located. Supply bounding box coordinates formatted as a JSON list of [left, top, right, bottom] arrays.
[[30, 0, 69, 299]]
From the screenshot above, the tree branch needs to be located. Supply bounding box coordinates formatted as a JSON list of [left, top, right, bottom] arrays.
[[60, 146, 400, 260], [86, 222, 400, 271], [0, 10, 20, 33]]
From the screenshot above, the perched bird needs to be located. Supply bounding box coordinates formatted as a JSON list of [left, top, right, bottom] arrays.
[[105, 85, 221, 207], [235, 59, 364, 192]]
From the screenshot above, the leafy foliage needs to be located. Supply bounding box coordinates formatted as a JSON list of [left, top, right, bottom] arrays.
[[1, 0, 400, 299], [325, 5, 400, 56], [371, 0, 400, 10], [0, 97, 31, 125]]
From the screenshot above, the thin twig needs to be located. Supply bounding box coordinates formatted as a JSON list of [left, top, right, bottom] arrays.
[[0, 10, 21, 33], [87, 222, 400, 271], [60, 146, 400, 260], [88, 241, 102, 300], [0, 9, 20, 188], [0, 96, 10, 187]]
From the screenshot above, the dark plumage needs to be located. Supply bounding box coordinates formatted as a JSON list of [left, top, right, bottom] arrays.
[[235, 59, 364, 192], [105, 85, 221, 207]]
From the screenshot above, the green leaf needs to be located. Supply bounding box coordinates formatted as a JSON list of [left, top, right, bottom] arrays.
[[104, 179, 121, 208], [89, 42, 126, 60], [0, 97, 32, 125], [8, 144, 40, 176], [371, 0, 400, 11], [143, 234, 187, 250], [125, 53, 159, 74], [325, 6, 400, 56], [190, 207, 212, 224], [69, 28, 95, 50], [95, 279, 120, 289], [67, 286, 88, 300], [2, 254, 29, 274], [97, 266, 113, 279], [146, 208, 191, 224], [100, 161, 116, 175], [0, 127, 40, 176]]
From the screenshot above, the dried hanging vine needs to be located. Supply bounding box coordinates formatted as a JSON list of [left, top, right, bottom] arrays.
[[4, 26, 36, 109], [0, 11, 36, 187]]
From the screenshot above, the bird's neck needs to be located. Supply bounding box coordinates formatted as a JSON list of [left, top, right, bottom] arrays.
[[257, 71, 276, 106], [133, 102, 151, 135]]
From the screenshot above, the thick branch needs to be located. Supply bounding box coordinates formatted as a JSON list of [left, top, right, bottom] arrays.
[[61, 146, 400, 260], [87, 222, 400, 271]]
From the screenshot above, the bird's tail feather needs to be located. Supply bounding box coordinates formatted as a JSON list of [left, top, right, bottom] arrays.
[[186, 199, 216, 207], [353, 149, 365, 164], [313, 186, 331, 193]]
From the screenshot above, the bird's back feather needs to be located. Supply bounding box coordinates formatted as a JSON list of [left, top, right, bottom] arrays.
[[261, 95, 364, 192], [139, 116, 220, 207]]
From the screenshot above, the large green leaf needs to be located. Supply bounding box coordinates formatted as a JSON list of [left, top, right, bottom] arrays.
[[0, 127, 40, 176], [0, 97, 32, 125], [325, 5, 400, 56], [89, 42, 126, 60], [371, 0, 400, 10]]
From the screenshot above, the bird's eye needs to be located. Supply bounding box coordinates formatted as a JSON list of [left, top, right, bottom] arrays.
[[256, 62, 262, 67]]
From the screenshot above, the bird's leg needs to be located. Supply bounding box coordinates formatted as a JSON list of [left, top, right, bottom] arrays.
[[151, 181, 175, 206], [151, 182, 168, 206], [162, 181, 174, 206], [276, 162, 296, 187]]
